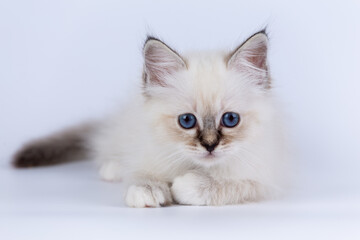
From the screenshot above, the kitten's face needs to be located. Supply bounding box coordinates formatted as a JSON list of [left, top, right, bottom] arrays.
[[143, 32, 270, 165]]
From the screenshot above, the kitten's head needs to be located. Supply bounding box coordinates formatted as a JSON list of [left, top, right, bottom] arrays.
[[142, 30, 273, 166]]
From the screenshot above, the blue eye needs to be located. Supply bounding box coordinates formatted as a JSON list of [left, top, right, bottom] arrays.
[[178, 113, 197, 129], [221, 112, 240, 128]]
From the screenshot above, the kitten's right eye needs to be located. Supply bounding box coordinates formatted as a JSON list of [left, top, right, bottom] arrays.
[[178, 113, 197, 129]]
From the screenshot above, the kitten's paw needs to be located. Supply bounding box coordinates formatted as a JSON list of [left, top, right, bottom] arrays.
[[171, 172, 211, 206], [99, 161, 123, 182], [125, 183, 172, 208]]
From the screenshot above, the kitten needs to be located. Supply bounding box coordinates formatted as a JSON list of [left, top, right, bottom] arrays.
[[13, 30, 288, 207]]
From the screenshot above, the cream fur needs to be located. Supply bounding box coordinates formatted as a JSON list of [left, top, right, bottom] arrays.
[[90, 33, 288, 207]]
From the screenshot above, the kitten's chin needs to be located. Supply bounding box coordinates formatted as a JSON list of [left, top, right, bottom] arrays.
[[192, 151, 225, 165], [202, 152, 217, 159]]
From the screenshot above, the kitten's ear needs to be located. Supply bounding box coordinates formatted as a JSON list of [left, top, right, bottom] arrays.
[[227, 30, 270, 88], [143, 37, 186, 87]]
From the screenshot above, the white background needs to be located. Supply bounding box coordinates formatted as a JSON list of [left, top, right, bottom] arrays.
[[1, 0, 360, 239]]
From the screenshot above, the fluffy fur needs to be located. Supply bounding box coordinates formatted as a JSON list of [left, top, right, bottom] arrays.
[[13, 30, 288, 207]]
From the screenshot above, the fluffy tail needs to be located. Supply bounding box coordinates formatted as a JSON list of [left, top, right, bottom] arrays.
[[12, 123, 96, 168]]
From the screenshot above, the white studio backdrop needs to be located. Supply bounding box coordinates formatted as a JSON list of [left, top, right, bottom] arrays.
[[1, 0, 360, 200]]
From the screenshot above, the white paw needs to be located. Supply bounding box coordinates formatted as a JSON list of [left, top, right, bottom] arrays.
[[171, 172, 210, 206], [125, 184, 172, 208], [99, 161, 123, 182]]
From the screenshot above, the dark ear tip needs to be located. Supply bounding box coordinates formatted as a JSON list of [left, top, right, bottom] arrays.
[[258, 27, 268, 36], [144, 35, 162, 49], [145, 35, 160, 43], [144, 35, 155, 50], [254, 27, 269, 40]]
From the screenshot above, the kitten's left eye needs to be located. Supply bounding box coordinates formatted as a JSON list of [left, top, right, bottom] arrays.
[[178, 113, 197, 129], [221, 112, 240, 128]]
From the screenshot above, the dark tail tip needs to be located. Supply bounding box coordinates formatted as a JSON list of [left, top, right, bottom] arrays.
[[12, 124, 94, 168], [12, 145, 55, 168], [13, 147, 40, 168], [12, 140, 88, 168]]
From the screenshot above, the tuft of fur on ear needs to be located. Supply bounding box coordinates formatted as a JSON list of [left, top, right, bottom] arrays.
[[227, 30, 270, 88], [143, 37, 186, 87]]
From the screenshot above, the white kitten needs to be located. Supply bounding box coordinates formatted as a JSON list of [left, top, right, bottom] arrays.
[[13, 30, 288, 207]]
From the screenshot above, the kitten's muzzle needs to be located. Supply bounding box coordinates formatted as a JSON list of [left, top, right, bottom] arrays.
[[199, 131, 220, 153], [199, 115, 221, 153]]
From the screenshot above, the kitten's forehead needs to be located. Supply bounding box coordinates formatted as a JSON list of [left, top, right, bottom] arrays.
[[160, 51, 252, 117], [186, 51, 228, 87], [183, 51, 234, 114]]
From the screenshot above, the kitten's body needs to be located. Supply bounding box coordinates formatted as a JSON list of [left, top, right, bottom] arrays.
[[14, 30, 288, 207]]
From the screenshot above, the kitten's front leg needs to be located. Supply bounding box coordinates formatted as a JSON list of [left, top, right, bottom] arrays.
[[99, 161, 123, 181], [125, 179, 173, 208], [171, 172, 268, 206]]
